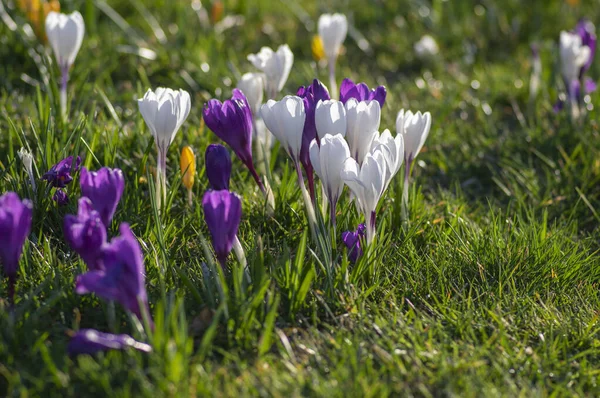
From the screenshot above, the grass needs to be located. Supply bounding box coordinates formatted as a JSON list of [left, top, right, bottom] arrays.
[[1, 0, 600, 396]]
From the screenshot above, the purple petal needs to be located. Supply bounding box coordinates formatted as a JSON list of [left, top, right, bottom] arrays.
[[68, 329, 152, 356], [202, 190, 242, 266], [0, 192, 33, 278], [64, 197, 107, 271], [205, 144, 232, 190], [80, 167, 125, 228], [584, 77, 597, 94]]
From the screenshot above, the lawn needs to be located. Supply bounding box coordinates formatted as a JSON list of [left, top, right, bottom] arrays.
[[1, 0, 600, 396]]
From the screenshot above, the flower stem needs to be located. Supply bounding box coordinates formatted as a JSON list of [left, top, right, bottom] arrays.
[[246, 161, 266, 194], [232, 235, 251, 284], [8, 275, 16, 309], [401, 160, 411, 228], [187, 188, 193, 208], [366, 211, 376, 245], [295, 162, 317, 239], [60, 65, 69, 122], [156, 147, 166, 210], [328, 60, 337, 100]]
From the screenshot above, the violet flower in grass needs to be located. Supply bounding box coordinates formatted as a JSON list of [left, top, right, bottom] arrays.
[[202, 190, 242, 268], [75, 223, 150, 322], [340, 78, 387, 108], [42, 155, 81, 188], [68, 329, 151, 356], [52, 189, 69, 205], [64, 197, 106, 271], [0, 192, 33, 303], [342, 223, 366, 263], [203, 89, 265, 193], [297, 79, 331, 200], [205, 144, 232, 191], [80, 167, 125, 228]]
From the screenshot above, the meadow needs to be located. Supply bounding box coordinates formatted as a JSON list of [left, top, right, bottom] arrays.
[[1, 0, 600, 396]]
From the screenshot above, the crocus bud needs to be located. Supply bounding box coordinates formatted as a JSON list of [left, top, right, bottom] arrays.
[[414, 35, 439, 60], [247, 45, 294, 98], [18, 147, 36, 191], [52, 188, 69, 205], [68, 329, 152, 356], [345, 98, 381, 163], [0, 192, 33, 280], [318, 13, 348, 61], [309, 134, 350, 222], [339, 78, 387, 107], [396, 110, 431, 165], [311, 35, 326, 62], [45, 11, 85, 70], [42, 155, 81, 188], [203, 89, 264, 192], [315, 100, 347, 139], [342, 223, 366, 263], [260, 96, 306, 163], [76, 223, 150, 321], [236, 73, 265, 115], [137, 88, 191, 156], [80, 167, 125, 228], [205, 144, 232, 190], [180, 146, 196, 191], [202, 190, 242, 268], [64, 197, 107, 271]]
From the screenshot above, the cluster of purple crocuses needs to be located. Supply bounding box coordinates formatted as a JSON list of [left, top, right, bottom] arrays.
[[61, 165, 153, 355], [1, 157, 152, 355]]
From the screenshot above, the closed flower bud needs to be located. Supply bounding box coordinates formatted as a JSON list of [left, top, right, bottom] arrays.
[[180, 146, 196, 191], [247, 45, 294, 98], [318, 13, 348, 61], [260, 96, 306, 163]]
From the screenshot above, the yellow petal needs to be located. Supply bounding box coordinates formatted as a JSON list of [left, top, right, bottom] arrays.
[[180, 146, 196, 190], [312, 35, 326, 62]]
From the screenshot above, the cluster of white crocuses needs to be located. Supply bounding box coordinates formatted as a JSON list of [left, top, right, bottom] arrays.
[[262, 95, 431, 245]]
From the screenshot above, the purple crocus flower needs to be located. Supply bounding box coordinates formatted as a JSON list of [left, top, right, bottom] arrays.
[[68, 329, 151, 356], [42, 155, 81, 188], [75, 223, 149, 320], [341, 223, 366, 263], [52, 189, 69, 205], [297, 79, 331, 200], [205, 144, 232, 190], [64, 197, 107, 271], [80, 167, 125, 228], [203, 89, 264, 192], [202, 190, 242, 268], [576, 19, 596, 76], [340, 78, 387, 107], [0, 192, 33, 300]]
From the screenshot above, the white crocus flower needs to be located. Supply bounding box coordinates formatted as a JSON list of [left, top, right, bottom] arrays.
[[237, 72, 265, 116], [341, 149, 387, 244], [414, 35, 439, 60], [138, 87, 191, 208], [345, 99, 381, 163], [370, 129, 404, 191], [260, 96, 306, 163], [247, 45, 294, 99], [45, 11, 85, 120], [396, 109, 431, 224], [18, 147, 36, 192], [396, 110, 431, 165], [309, 134, 350, 226], [315, 100, 347, 139], [318, 13, 348, 98]]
